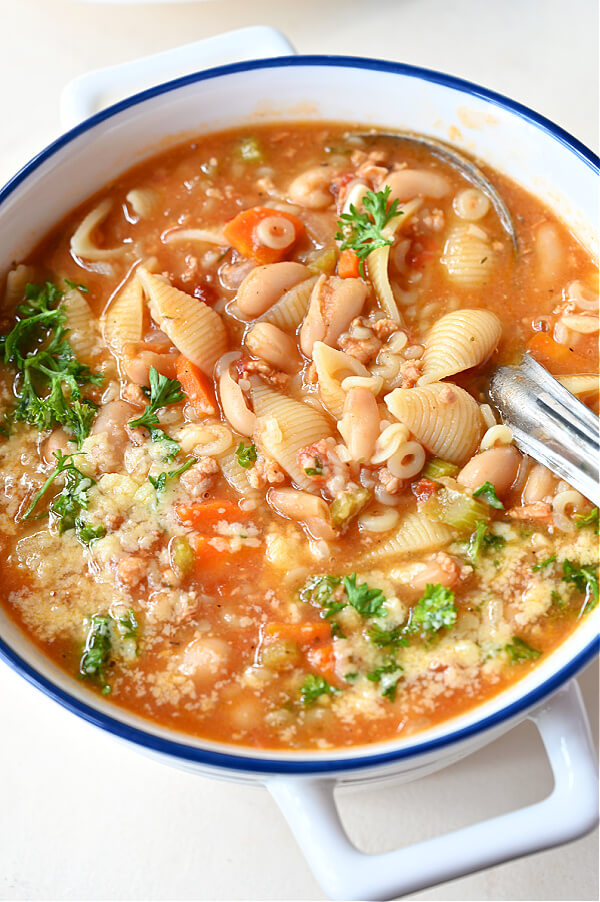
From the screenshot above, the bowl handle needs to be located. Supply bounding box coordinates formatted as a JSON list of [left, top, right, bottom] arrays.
[[59, 26, 295, 130], [268, 679, 598, 901]]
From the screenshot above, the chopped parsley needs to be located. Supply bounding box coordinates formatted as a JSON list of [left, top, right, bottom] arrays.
[[304, 456, 324, 476], [335, 186, 401, 277], [408, 584, 457, 635], [467, 519, 506, 563], [562, 559, 599, 610], [75, 520, 106, 544], [300, 674, 337, 705], [64, 278, 89, 293], [343, 573, 386, 617], [80, 615, 112, 693], [148, 457, 195, 495], [117, 609, 139, 642], [80, 609, 138, 694], [0, 281, 103, 446], [299, 575, 344, 618], [128, 366, 183, 461], [472, 481, 505, 509], [532, 553, 557, 572], [368, 623, 410, 649], [21, 450, 97, 541], [366, 657, 403, 701], [575, 507, 599, 534], [300, 573, 387, 620], [505, 636, 542, 664], [236, 441, 257, 469]]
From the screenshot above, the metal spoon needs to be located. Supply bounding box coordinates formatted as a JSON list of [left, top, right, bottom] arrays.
[[489, 353, 600, 506], [348, 130, 518, 251]]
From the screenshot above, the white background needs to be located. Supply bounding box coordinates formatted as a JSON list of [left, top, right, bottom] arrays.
[[0, 0, 598, 900]]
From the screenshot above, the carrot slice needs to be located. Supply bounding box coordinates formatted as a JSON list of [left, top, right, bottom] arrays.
[[223, 207, 304, 265], [527, 332, 592, 375], [337, 248, 360, 279], [175, 354, 216, 417], [306, 643, 337, 683], [175, 500, 246, 529]]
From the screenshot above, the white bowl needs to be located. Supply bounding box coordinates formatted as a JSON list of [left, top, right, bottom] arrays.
[[0, 30, 597, 900]]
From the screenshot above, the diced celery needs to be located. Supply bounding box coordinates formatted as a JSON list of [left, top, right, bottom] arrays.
[[422, 458, 459, 480], [330, 488, 370, 529], [261, 640, 301, 671], [172, 536, 194, 576], [307, 247, 339, 275], [422, 485, 490, 532], [238, 137, 264, 163]]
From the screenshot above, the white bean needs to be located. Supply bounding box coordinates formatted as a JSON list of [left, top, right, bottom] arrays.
[[288, 165, 336, 209], [339, 387, 380, 461], [522, 463, 558, 504], [218, 369, 256, 437], [41, 428, 73, 465], [391, 553, 462, 594], [245, 322, 301, 374], [381, 169, 450, 203], [236, 262, 309, 317], [267, 487, 336, 540], [457, 446, 521, 495], [179, 636, 229, 684], [92, 399, 137, 470], [300, 275, 368, 357]]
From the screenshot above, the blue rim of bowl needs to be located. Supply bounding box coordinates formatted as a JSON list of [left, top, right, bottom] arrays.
[[0, 54, 598, 776]]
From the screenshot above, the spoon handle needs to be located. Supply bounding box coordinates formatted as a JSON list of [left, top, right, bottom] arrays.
[[489, 354, 600, 506]]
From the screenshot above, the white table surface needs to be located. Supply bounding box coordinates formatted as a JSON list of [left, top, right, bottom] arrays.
[[0, 1, 598, 900]]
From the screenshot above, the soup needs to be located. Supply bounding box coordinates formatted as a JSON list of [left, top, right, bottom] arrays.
[[0, 124, 597, 750]]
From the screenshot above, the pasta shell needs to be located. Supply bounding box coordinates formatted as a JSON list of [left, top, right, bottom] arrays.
[[440, 223, 493, 287], [312, 342, 369, 419], [257, 276, 318, 331], [101, 274, 144, 353], [126, 188, 159, 219], [70, 199, 127, 262], [385, 382, 483, 465], [219, 448, 260, 498], [62, 288, 97, 359], [361, 512, 455, 562], [251, 383, 332, 491], [367, 198, 422, 323], [138, 268, 227, 376], [419, 308, 502, 385]]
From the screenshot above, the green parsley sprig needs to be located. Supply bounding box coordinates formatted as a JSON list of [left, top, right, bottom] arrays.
[[149, 457, 195, 495], [21, 450, 99, 543], [407, 584, 457, 635], [562, 559, 599, 610], [467, 519, 506, 563], [128, 366, 183, 461], [366, 657, 403, 701], [300, 674, 337, 705], [335, 186, 401, 277], [505, 636, 541, 664], [472, 481, 505, 509], [575, 507, 599, 534], [0, 282, 103, 445], [236, 441, 257, 469]]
